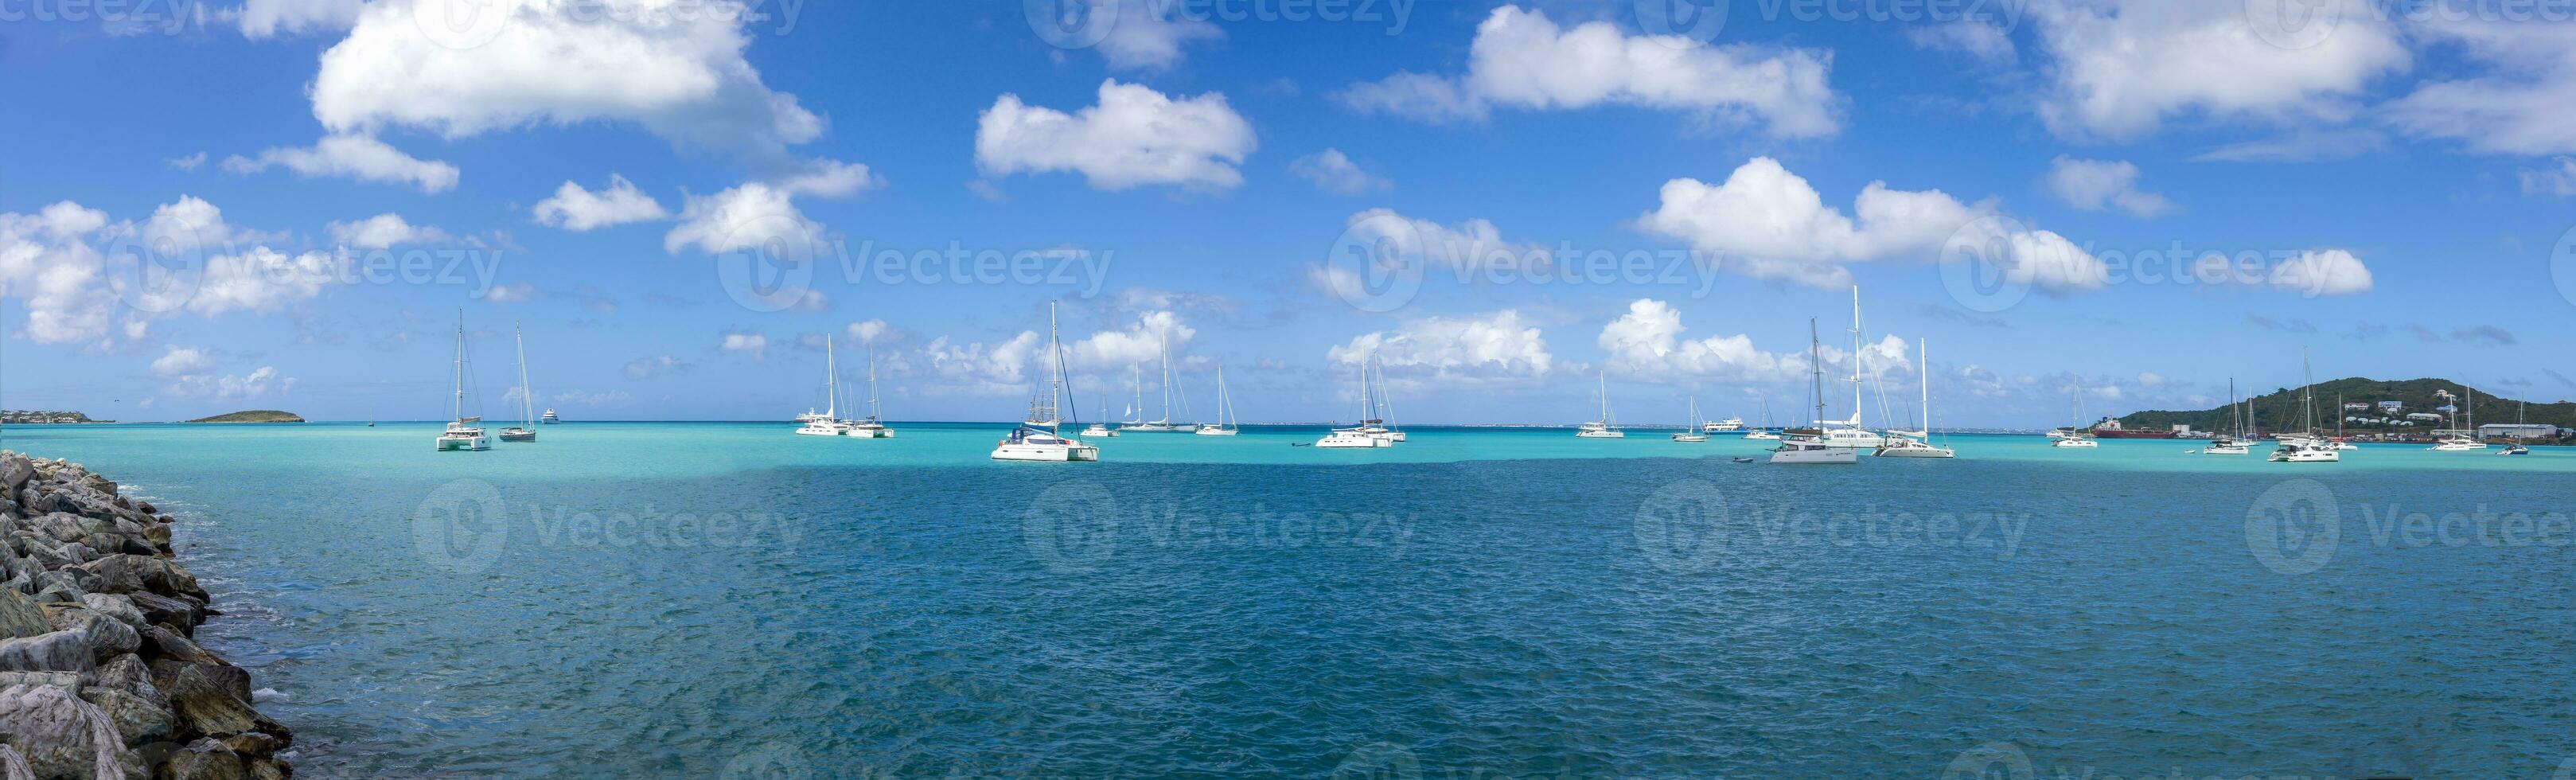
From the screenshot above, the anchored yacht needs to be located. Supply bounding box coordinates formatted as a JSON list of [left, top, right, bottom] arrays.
[[991, 302, 1099, 462]]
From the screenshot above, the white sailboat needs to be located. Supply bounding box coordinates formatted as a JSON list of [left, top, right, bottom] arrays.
[[1122, 330, 1198, 432], [1081, 396, 1120, 439], [992, 302, 1100, 462], [797, 334, 852, 437], [2191, 379, 2251, 454], [844, 353, 894, 439], [1743, 399, 1781, 440], [1773, 319, 1857, 464], [2052, 384, 2099, 448], [1363, 353, 1404, 442], [1805, 287, 1889, 448], [1875, 338, 1952, 458], [500, 323, 537, 443], [1318, 357, 1393, 448], [1194, 364, 1240, 436], [435, 311, 490, 451], [1672, 396, 1709, 442], [2269, 352, 2340, 462], [1576, 370, 1624, 439], [2429, 385, 2487, 450]]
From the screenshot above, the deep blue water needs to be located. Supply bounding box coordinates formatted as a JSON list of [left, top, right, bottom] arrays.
[[2, 422, 2571, 776]]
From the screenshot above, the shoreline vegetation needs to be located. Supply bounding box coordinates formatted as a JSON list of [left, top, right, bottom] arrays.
[[181, 411, 302, 424], [0, 450, 290, 779]]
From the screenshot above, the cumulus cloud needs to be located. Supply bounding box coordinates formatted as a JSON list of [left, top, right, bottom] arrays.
[[230, 0, 363, 37], [2044, 157, 2175, 217], [2261, 249, 2373, 296], [166, 365, 293, 400], [920, 331, 1044, 396], [1635, 157, 2099, 290], [976, 80, 1256, 192], [221, 134, 460, 193], [1907, 21, 2016, 64], [719, 331, 768, 360], [1597, 299, 1807, 384], [1, 196, 341, 344], [1325, 310, 1553, 387], [2523, 158, 2576, 197], [664, 182, 820, 255], [2383, 18, 2576, 154], [326, 213, 451, 248], [1292, 149, 1390, 195], [1066, 310, 1192, 372], [1339, 6, 1839, 138], [2028, 0, 2409, 141], [150, 346, 216, 377], [1077, 0, 1223, 70], [625, 354, 692, 380], [533, 174, 670, 231], [0, 201, 114, 344], [309, 0, 824, 158], [190, 246, 345, 315]]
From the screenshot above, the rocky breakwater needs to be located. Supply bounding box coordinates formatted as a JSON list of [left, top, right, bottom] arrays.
[[0, 450, 289, 779]]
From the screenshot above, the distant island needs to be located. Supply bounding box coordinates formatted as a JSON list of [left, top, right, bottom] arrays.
[[0, 410, 107, 424], [2118, 377, 2569, 441], [186, 410, 306, 423]]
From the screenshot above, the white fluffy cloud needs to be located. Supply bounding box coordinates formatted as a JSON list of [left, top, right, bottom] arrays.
[[326, 213, 451, 248], [2383, 18, 2576, 154], [1908, 21, 2016, 64], [1067, 310, 1192, 371], [664, 182, 818, 255], [167, 365, 293, 400], [231, 0, 363, 37], [976, 80, 1256, 192], [1340, 6, 1839, 138], [1597, 299, 1805, 384], [1335, 208, 1540, 275], [1, 196, 344, 344], [191, 246, 345, 316], [1087, 0, 1223, 70], [2028, 0, 2409, 140], [2262, 249, 2374, 296], [1638, 157, 2019, 287], [150, 346, 216, 377], [1326, 310, 1553, 386], [920, 331, 1044, 396], [1292, 149, 1390, 195], [2524, 158, 2576, 197], [533, 174, 670, 231], [719, 332, 768, 359], [309, 0, 824, 157], [221, 134, 460, 193], [0, 202, 113, 344], [847, 319, 894, 347], [2044, 157, 2175, 217]]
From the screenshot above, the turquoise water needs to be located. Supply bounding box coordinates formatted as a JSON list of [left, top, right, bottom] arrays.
[[2, 422, 2571, 776]]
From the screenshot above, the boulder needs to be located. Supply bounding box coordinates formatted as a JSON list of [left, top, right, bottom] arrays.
[[165, 739, 247, 780], [0, 452, 30, 491], [94, 654, 164, 707], [80, 685, 171, 745], [0, 630, 93, 673], [164, 663, 283, 739], [80, 594, 146, 631], [216, 732, 278, 760], [0, 681, 124, 780], [72, 555, 203, 600], [123, 593, 201, 632], [0, 587, 52, 640], [142, 627, 222, 667]]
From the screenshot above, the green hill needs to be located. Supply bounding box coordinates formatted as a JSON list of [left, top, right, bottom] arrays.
[[2118, 377, 2570, 436], [185, 410, 305, 423]]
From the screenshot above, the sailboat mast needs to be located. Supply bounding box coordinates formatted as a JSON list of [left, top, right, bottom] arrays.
[[824, 333, 838, 419], [1046, 302, 1063, 431], [453, 310, 465, 422], [1918, 338, 1930, 437], [1809, 318, 1826, 426], [514, 324, 534, 427], [1158, 329, 1172, 422], [867, 353, 879, 420], [1848, 286, 1863, 423]]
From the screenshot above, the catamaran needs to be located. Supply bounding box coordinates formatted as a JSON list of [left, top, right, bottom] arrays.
[[1318, 357, 1394, 448], [992, 302, 1099, 462], [436, 311, 490, 451], [1673, 396, 1709, 442], [2269, 352, 2340, 462], [2052, 384, 2099, 449], [2190, 379, 2251, 454], [1794, 287, 1890, 447], [1122, 330, 1198, 432], [2429, 385, 2488, 451], [1362, 353, 1404, 442], [1194, 364, 1240, 436], [797, 334, 853, 437], [1576, 370, 1624, 439], [500, 323, 538, 443], [1875, 338, 1953, 458], [1773, 320, 1857, 464], [1743, 400, 1781, 440], [844, 353, 894, 439]]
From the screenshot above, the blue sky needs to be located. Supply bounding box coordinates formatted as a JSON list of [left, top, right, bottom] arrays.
[[2, 0, 2572, 427]]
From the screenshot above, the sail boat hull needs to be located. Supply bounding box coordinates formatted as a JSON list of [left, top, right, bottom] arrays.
[[499, 428, 536, 443], [1192, 427, 1238, 436]]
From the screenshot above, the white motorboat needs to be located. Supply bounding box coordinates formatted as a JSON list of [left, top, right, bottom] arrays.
[[500, 323, 537, 443], [2502, 443, 2531, 455], [991, 302, 1099, 462], [1703, 416, 1743, 433], [1315, 431, 1391, 448], [1195, 364, 1240, 436], [1673, 396, 1710, 443], [797, 333, 852, 437], [1576, 370, 1623, 439], [436, 312, 490, 451], [1874, 338, 1952, 458], [540, 408, 559, 424], [2052, 437, 2099, 449]]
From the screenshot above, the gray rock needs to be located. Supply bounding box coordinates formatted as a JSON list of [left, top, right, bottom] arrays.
[[80, 595, 146, 631], [0, 681, 123, 780], [0, 587, 52, 640], [123, 593, 201, 632], [72, 555, 201, 601], [0, 452, 30, 492], [74, 614, 141, 664], [164, 663, 273, 739], [141, 627, 220, 667], [93, 654, 164, 707], [166, 739, 247, 780], [79, 685, 170, 745], [0, 630, 92, 673]]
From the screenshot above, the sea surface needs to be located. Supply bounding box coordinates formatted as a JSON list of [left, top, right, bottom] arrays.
[[2, 421, 2571, 777]]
